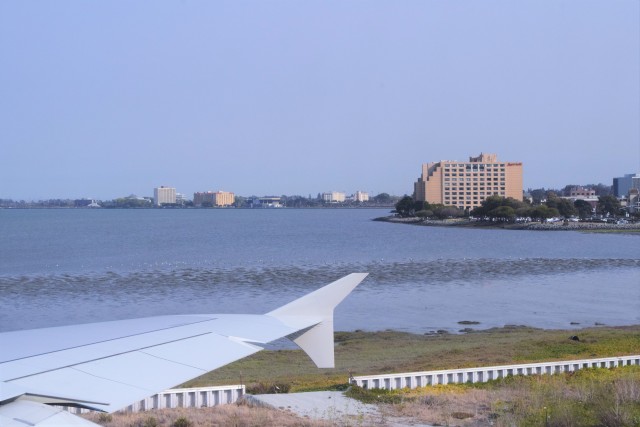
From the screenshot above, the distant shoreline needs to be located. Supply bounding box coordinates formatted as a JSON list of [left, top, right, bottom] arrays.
[[374, 215, 640, 233], [0, 205, 395, 210]]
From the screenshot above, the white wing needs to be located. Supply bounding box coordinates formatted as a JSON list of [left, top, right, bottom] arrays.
[[0, 273, 367, 426]]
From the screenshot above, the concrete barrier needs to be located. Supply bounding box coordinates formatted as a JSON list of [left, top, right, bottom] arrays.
[[351, 355, 640, 390], [64, 384, 245, 414]]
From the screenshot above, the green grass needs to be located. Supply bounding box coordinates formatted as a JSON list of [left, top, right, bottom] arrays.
[[346, 366, 640, 426], [580, 228, 640, 234], [181, 325, 640, 392]]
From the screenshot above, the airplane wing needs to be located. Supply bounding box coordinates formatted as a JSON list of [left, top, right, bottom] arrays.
[[0, 273, 367, 426]]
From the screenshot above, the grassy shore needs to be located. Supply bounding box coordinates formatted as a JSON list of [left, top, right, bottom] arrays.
[[580, 228, 640, 234], [349, 365, 640, 426], [182, 325, 640, 392], [87, 326, 639, 426]]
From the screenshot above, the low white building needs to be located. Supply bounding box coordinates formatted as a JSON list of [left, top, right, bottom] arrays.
[[250, 197, 282, 208], [353, 191, 369, 202]]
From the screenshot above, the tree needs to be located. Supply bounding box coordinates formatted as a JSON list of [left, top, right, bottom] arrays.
[[552, 198, 576, 218], [530, 205, 559, 222], [433, 205, 464, 219], [373, 193, 392, 204], [544, 194, 559, 209], [543, 192, 576, 218], [415, 209, 433, 218], [528, 188, 547, 205], [232, 196, 247, 208], [561, 185, 578, 197], [545, 190, 560, 201], [574, 199, 593, 219], [470, 195, 503, 218], [413, 200, 432, 212], [471, 196, 526, 219], [395, 196, 416, 217], [597, 195, 621, 216], [515, 206, 532, 218], [588, 183, 612, 196], [503, 197, 526, 210], [489, 206, 516, 222], [106, 197, 151, 208]]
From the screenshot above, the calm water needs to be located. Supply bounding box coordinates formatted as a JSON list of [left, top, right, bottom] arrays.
[[1, 209, 638, 333]]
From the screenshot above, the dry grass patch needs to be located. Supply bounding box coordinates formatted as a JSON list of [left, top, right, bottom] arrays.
[[370, 366, 640, 427], [83, 402, 333, 427]]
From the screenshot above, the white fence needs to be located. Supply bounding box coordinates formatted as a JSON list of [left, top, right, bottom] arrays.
[[352, 355, 640, 390], [64, 384, 245, 414], [62, 355, 640, 414]]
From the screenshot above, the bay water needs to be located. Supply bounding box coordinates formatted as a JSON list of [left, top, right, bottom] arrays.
[[1, 208, 638, 333]]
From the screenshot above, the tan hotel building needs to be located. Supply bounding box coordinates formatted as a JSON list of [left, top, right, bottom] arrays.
[[193, 191, 235, 207], [413, 153, 523, 210]]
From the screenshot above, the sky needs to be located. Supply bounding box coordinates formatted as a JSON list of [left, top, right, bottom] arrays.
[[1, 1, 639, 200]]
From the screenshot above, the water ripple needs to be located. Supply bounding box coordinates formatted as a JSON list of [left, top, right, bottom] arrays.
[[1, 258, 638, 299]]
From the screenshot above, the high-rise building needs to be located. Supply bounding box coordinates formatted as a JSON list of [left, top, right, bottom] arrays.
[[413, 153, 523, 210], [613, 173, 640, 198], [153, 186, 177, 206], [193, 191, 235, 207]]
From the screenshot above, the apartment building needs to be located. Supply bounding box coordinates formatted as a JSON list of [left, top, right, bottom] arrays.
[[354, 191, 370, 202], [413, 153, 523, 210], [193, 191, 235, 207], [568, 186, 596, 198], [153, 186, 177, 206], [322, 192, 346, 203]]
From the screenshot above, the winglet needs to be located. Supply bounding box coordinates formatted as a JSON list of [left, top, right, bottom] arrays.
[[266, 273, 367, 368]]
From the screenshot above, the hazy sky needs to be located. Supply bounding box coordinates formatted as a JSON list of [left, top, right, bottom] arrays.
[[1, 1, 638, 200]]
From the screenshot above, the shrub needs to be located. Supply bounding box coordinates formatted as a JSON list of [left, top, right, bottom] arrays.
[[345, 385, 403, 404], [97, 413, 112, 423], [133, 416, 158, 427], [246, 382, 291, 394], [171, 417, 193, 427]]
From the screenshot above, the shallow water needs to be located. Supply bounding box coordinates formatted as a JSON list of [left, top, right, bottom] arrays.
[[1, 209, 638, 333]]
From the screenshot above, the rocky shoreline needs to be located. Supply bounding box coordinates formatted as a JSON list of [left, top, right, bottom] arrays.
[[374, 215, 640, 232]]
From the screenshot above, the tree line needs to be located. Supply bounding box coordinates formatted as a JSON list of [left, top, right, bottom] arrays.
[[395, 193, 626, 222]]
